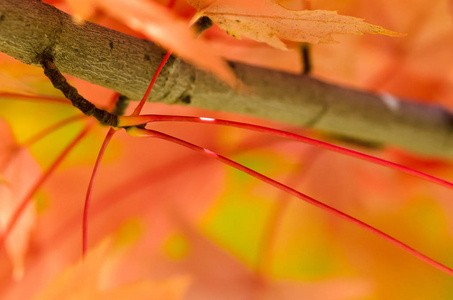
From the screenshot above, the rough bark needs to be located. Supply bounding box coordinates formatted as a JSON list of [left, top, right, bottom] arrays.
[[1, 0, 453, 158]]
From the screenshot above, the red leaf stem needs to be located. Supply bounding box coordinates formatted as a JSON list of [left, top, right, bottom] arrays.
[[127, 126, 453, 277], [119, 114, 453, 191]]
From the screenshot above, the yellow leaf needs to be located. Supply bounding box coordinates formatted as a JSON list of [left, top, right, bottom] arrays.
[[0, 73, 36, 95], [187, 0, 401, 50]]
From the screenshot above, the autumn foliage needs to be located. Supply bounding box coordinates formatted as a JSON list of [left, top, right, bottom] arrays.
[[1, 0, 453, 299]]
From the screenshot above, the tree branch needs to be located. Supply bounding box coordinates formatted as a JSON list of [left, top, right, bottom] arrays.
[[1, 0, 453, 158]]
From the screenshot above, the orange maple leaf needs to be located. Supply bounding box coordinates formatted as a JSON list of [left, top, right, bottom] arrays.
[[186, 0, 401, 50], [0, 73, 36, 95], [61, 0, 238, 88], [33, 238, 191, 300], [64, 0, 97, 24], [0, 119, 41, 280]]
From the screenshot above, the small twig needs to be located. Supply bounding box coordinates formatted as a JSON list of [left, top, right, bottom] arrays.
[[300, 43, 312, 74], [193, 16, 213, 36], [40, 53, 118, 127], [112, 94, 129, 116], [39, 17, 213, 126]]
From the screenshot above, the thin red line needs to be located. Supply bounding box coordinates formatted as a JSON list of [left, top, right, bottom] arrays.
[[119, 114, 453, 191], [129, 127, 453, 277], [21, 115, 86, 147], [0, 92, 70, 105], [82, 127, 116, 257], [0, 123, 93, 249], [132, 51, 173, 116]]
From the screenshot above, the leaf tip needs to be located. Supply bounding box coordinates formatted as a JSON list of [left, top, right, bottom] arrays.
[[370, 26, 406, 38]]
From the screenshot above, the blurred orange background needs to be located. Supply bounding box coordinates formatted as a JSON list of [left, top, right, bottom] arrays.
[[1, 0, 453, 299]]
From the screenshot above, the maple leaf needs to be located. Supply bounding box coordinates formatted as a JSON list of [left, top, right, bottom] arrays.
[[186, 0, 400, 50], [63, 0, 96, 23], [33, 238, 191, 300], [0, 119, 41, 280]]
